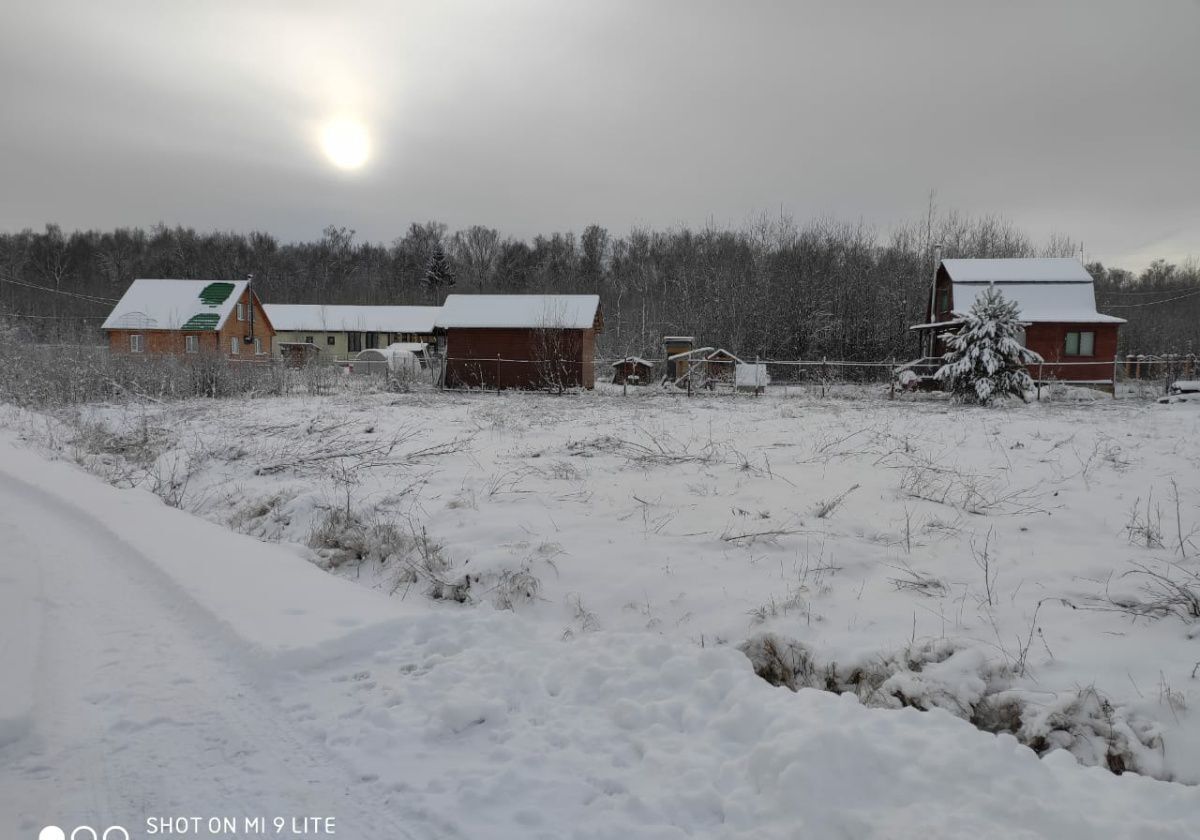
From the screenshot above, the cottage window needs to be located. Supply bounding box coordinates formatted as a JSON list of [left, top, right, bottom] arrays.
[[305, 336, 314, 344], [348, 332, 362, 353], [237, 303, 245, 321], [185, 335, 198, 353], [1065, 331, 1095, 356], [326, 336, 336, 346], [365, 332, 378, 350], [254, 338, 264, 355], [938, 288, 950, 314], [130, 334, 144, 353], [231, 337, 240, 355]]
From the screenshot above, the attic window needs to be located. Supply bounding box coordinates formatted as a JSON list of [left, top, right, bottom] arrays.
[[237, 303, 245, 321]]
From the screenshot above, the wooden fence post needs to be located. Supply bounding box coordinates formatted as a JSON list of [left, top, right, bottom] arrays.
[[496, 354, 501, 394], [1037, 361, 1044, 401], [889, 357, 896, 400]]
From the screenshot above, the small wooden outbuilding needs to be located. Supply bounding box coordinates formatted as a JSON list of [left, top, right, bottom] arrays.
[[662, 336, 695, 380], [437, 295, 603, 390], [611, 357, 653, 385], [703, 349, 743, 384]]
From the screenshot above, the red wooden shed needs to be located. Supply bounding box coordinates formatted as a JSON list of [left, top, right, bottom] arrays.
[[437, 295, 603, 390]]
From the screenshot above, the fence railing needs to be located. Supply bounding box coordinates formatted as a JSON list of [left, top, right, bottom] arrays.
[[437, 354, 1155, 399], [15, 343, 1192, 403]]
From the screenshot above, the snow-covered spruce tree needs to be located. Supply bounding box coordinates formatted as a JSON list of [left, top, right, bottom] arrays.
[[934, 286, 1042, 405]]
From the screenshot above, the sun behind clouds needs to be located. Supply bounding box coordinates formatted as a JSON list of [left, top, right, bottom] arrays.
[[319, 117, 370, 170]]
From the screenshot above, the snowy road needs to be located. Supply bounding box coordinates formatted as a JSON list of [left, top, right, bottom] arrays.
[[0, 471, 417, 839]]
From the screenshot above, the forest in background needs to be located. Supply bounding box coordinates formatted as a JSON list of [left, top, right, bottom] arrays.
[[1, 209, 1196, 360]]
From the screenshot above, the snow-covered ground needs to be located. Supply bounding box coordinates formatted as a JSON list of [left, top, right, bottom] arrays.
[[3, 385, 1200, 837]]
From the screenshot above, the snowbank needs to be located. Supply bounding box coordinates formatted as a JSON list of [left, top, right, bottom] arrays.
[[302, 608, 1200, 839], [0, 498, 41, 746], [0, 433, 410, 672]]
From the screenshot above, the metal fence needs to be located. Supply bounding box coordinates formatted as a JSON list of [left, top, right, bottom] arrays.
[[14, 343, 1190, 403]]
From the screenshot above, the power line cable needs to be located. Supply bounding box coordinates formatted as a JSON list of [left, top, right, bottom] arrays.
[[1, 312, 107, 320], [0, 276, 119, 305], [1105, 287, 1200, 309]]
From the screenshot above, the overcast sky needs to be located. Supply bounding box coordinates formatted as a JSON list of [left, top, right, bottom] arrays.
[[2, 0, 1197, 271]]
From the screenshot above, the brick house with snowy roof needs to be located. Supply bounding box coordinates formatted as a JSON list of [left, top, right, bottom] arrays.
[[102, 279, 274, 359]]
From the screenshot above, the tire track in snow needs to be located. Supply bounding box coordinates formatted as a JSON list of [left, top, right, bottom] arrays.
[[0, 471, 425, 839]]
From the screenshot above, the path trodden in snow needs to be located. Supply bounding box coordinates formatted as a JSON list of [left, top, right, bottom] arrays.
[[0, 470, 420, 839], [0, 438, 1197, 839]]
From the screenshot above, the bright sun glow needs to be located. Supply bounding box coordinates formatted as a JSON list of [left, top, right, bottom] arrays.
[[319, 118, 370, 170]]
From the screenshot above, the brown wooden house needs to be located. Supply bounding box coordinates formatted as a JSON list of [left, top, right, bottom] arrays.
[[437, 295, 603, 390], [103, 279, 274, 359], [912, 259, 1125, 387]]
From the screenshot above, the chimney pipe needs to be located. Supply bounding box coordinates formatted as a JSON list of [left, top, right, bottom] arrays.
[[245, 272, 255, 345], [926, 244, 944, 357]]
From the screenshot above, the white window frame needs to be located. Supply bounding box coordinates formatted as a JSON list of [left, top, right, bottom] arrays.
[[1079, 331, 1095, 356], [130, 334, 144, 353], [254, 338, 263, 355], [185, 335, 198, 354], [1065, 330, 1095, 357], [230, 337, 240, 355], [237, 303, 245, 321]]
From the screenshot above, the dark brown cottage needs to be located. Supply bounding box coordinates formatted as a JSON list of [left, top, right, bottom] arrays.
[[437, 294, 603, 390]]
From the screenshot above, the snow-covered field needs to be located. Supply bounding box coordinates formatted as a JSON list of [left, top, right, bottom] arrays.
[[4, 384, 1200, 837]]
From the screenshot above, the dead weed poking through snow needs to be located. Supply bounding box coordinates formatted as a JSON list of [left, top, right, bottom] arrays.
[[739, 632, 1170, 780]]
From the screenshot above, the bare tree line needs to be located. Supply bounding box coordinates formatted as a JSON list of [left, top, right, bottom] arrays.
[[1, 211, 1196, 359]]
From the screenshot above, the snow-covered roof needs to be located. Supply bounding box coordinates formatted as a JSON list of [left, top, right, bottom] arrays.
[[942, 258, 1094, 284], [263, 305, 440, 334], [436, 295, 601, 329], [943, 259, 1125, 324], [668, 346, 715, 361], [611, 356, 653, 367], [102, 279, 249, 331]]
